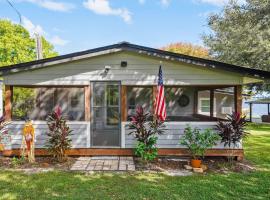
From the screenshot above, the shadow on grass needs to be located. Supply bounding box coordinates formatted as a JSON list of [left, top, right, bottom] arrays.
[[0, 170, 270, 200]]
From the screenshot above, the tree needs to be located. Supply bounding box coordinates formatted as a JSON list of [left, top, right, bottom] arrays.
[[161, 42, 209, 59], [0, 19, 58, 119], [203, 0, 270, 72], [0, 19, 57, 67]]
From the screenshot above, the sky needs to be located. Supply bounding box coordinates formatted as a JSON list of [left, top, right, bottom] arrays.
[[0, 0, 237, 55]]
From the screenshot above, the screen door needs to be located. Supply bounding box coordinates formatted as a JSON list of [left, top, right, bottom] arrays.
[[91, 81, 121, 147]]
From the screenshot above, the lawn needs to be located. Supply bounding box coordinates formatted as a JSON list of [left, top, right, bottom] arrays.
[[0, 124, 270, 200]]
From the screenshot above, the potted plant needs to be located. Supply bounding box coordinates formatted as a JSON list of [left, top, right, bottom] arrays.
[[180, 125, 220, 168]]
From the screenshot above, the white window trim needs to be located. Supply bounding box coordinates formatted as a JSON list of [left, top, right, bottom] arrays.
[[198, 97, 216, 117]]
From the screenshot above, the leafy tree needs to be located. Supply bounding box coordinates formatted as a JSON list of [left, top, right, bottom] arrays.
[[0, 19, 58, 119], [161, 42, 209, 59], [203, 0, 270, 72], [0, 19, 57, 67]]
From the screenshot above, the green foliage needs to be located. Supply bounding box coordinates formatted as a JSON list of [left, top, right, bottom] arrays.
[[128, 106, 165, 161], [203, 0, 270, 72], [46, 107, 72, 162], [12, 87, 36, 120], [0, 19, 57, 67], [10, 156, 25, 168], [135, 136, 158, 161], [161, 42, 209, 59], [180, 125, 220, 159]]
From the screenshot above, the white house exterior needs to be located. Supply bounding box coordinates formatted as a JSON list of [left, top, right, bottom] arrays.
[[1, 42, 269, 158]]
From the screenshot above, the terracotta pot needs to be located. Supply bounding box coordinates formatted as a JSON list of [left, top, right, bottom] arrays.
[[191, 159, 201, 168]]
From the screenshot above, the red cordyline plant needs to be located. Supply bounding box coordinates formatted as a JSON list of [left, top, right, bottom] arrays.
[[216, 112, 249, 148], [46, 106, 72, 162], [128, 106, 165, 144]]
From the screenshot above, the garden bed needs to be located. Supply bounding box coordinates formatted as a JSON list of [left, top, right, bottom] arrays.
[[134, 156, 256, 173], [0, 156, 76, 171]]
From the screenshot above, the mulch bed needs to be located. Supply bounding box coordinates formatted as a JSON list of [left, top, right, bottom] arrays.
[[0, 156, 76, 171], [134, 156, 256, 173], [0, 155, 256, 174]]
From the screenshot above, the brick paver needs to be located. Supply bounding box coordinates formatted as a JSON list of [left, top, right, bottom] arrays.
[[70, 156, 135, 171]]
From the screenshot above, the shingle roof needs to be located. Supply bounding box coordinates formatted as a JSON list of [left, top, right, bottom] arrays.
[[1, 41, 270, 79]]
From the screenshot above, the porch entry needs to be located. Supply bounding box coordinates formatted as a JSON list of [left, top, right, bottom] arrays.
[[91, 81, 121, 147]]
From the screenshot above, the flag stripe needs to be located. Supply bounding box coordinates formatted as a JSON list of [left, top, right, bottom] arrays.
[[154, 65, 166, 121]]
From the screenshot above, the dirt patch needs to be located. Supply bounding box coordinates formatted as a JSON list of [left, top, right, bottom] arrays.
[[0, 156, 76, 171], [202, 157, 256, 173], [134, 157, 256, 173]]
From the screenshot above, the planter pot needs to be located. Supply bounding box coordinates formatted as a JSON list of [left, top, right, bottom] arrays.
[[191, 159, 201, 168]]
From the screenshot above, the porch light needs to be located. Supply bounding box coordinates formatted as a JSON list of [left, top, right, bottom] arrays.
[[121, 61, 127, 67]]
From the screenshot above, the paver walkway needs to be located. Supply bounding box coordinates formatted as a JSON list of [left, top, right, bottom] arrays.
[[70, 156, 135, 171]]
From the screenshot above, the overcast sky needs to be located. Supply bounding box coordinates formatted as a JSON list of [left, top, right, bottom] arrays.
[[0, 0, 240, 55]]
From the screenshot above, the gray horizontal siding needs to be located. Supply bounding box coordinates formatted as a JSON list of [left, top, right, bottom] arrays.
[[4, 122, 89, 149], [4, 52, 244, 85], [125, 122, 242, 149]]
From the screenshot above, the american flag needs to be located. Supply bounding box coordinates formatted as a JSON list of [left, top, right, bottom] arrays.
[[154, 65, 166, 121]]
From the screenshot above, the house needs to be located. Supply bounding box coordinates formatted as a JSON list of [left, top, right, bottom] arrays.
[[1, 42, 270, 159]]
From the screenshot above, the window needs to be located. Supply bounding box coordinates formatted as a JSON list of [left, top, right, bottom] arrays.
[[12, 87, 85, 121], [198, 98, 212, 115], [197, 90, 216, 116], [214, 87, 235, 119], [127, 87, 152, 118]]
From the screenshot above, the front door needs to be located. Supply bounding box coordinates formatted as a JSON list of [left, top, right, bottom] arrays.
[[91, 81, 121, 147]]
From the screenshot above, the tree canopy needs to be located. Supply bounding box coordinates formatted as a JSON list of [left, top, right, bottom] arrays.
[[203, 0, 270, 71], [161, 42, 209, 59], [0, 19, 58, 67]]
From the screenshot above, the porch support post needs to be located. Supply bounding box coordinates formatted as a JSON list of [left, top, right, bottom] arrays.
[[210, 89, 214, 118], [249, 103, 253, 122], [4, 85, 13, 121], [234, 85, 242, 115], [84, 85, 91, 121], [121, 85, 127, 121]]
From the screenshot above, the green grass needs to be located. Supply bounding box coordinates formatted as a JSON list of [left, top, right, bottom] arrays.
[[0, 124, 270, 200]]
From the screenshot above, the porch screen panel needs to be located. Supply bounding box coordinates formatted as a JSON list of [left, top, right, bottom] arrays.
[[12, 87, 85, 121], [214, 87, 235, 119], [165, 87, 195, 121], [127, 87, 152, 119]]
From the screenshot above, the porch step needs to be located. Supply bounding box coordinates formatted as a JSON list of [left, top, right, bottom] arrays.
[[91, 156, 119, 160]]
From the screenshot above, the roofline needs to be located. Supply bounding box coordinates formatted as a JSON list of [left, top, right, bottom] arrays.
[[1, 42, 270, 79]]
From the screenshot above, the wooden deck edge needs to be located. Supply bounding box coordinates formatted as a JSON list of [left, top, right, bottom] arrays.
[[1, 148, 244, 159]]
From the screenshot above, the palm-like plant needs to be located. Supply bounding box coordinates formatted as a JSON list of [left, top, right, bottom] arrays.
[[216, 112, 248, 148], [46, 107, 72, 162]]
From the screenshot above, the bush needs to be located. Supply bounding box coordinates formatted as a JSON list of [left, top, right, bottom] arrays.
[[135, 136, 158, 161], [216, 112, 249, 148], [180, 125, 220, 159], [46, 107, 72, 162], [128, 106, 165, 161]]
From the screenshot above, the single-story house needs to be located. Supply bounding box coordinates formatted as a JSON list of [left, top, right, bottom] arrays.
[[1, 42, 270, 159]]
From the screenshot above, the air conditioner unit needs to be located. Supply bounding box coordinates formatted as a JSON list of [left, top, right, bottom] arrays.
[[221, 107, 233, 114]]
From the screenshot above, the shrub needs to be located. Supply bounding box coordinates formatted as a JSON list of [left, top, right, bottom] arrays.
[[180, 125, 220, 159], [128, 106, 165, 161], [135, 136, 158, 161], [216, 112, 249, 148], [46, 107, 72, 162]]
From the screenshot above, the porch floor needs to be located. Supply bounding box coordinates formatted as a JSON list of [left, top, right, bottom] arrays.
[[70, 156, 135, 171]]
